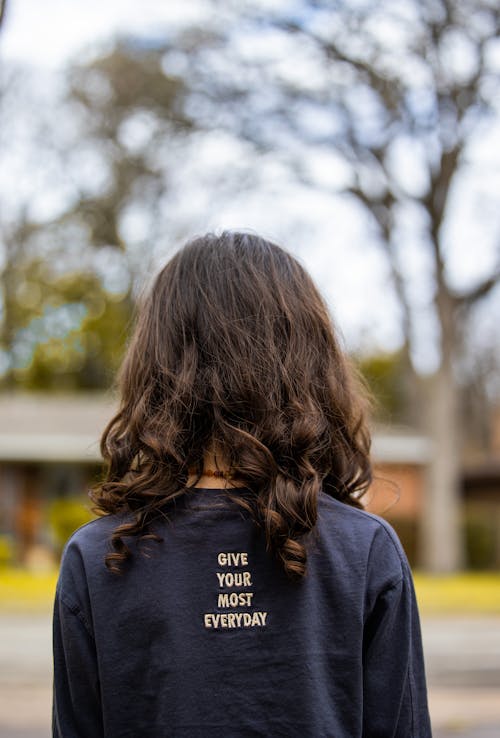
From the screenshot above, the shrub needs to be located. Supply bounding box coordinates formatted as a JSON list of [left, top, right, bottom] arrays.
[[47, 497, 95, 556], [0, 534, 15, 568], [464, 513, 497, 570]]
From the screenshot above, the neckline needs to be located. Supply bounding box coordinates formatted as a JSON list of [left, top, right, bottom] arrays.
[[186, 485, 253, 495], [175, 485, 255, 513]]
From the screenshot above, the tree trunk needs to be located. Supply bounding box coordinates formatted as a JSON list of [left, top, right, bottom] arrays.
[[420, 357, 464, 572]]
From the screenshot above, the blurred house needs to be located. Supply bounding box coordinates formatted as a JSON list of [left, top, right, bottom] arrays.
[[0, 393, 110, 566], [0, 393, 499, 568]]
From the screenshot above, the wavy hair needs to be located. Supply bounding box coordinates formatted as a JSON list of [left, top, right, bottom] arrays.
[[90, 231, 374, 579]]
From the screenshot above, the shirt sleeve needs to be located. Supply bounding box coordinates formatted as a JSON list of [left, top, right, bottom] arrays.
[[52, 587, 104, 738], [362, 529, 432, 737]]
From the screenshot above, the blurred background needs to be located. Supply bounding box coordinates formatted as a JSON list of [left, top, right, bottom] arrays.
[[0, 0, 499, 736]]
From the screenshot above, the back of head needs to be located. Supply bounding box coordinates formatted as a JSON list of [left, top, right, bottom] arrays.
[[92, 231, 373, 579]]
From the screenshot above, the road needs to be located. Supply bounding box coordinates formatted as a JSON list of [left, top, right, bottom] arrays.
[[1, 614, 500, 737]]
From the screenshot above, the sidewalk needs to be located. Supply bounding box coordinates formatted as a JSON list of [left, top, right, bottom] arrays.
[[430, 688, 500, 737], [423, 616, 500, 737], [1, 614, 500, 737], [422, 616, 500, 688]]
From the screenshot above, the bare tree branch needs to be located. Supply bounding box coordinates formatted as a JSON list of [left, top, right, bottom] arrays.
[[453, 267, 500, 307], [0, 0, 7, 29], [278, 19, 402, 113], [425, 144, 463, 243]]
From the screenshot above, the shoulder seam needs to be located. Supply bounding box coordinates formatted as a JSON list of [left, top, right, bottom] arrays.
[[364, 511, 408, 572], [68, 512, 109, 538], [363, 514, 406, 595], [319, 494, 408, 583], [58, 591, 95, 640]]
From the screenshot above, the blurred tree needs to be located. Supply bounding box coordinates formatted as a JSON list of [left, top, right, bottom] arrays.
[[459, 338, 500, 456], [0, 39, 194, 389], [15, 265, 133, 390], [1, 33, 261, 389], [355, 349, 409, 425], [189, 0, 500, 571]]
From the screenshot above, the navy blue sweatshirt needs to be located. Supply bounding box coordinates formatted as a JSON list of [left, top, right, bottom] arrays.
[[52, 487, 432, 737]]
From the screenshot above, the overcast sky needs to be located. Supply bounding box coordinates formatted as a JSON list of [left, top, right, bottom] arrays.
[[1, 0, 213, 67]]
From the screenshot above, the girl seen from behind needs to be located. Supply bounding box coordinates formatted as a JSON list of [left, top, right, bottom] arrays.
[[52, 231, 432, 737]]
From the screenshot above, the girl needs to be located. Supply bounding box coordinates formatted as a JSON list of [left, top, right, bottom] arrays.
[[52, 231, 432, 737]]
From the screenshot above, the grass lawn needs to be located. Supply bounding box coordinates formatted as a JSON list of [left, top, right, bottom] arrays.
[[1, 567, 500, 615], [413, 572, 500, 615], [0, 568, 58, 613]]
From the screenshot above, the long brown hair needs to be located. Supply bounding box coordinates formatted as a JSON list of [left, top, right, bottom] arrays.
[[90, 231, 373, 579]]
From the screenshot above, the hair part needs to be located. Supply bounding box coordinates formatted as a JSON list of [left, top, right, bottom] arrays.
[[90, 231, 374, 579]]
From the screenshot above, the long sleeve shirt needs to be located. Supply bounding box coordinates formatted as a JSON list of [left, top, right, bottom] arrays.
[[52, 486, 432, 737]]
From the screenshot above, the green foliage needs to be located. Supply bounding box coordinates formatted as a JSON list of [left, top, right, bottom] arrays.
[[355, 349, 408, 423], [47, 497, 95, 555], [0, 534, 15, 568], [464, 513, 498, 570], [70, 40, 188, 129], [1, 36, 193, 391], [3, 260, 133, 390]]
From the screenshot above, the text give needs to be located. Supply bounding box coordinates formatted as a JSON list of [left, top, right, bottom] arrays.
[[217, 552, 249, 567]]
